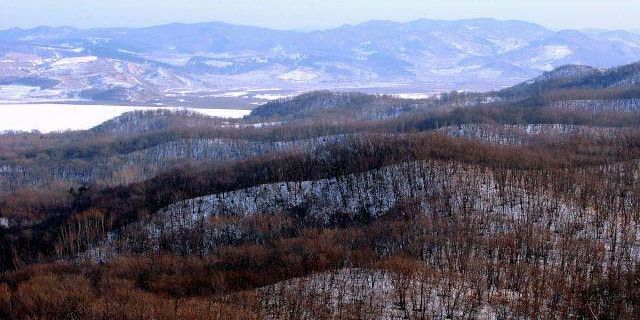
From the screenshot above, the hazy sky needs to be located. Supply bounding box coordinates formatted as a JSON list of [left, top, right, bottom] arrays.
[[1, 0, 639, 31]]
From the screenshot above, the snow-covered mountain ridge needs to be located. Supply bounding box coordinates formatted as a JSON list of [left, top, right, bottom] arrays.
[[2, 19, 640, 104]]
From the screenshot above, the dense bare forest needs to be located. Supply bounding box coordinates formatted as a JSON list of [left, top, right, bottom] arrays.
[[1, 62, 640, 319]]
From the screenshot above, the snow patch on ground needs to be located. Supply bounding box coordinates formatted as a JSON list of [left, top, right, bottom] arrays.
[[117, 49, 136, 54], [50, 56, 98, 67], [530, 46, 573, 71], [246, 88, 281, 92], [487, 38, 527, 52], [212, 91, 249, 98], [254, 93, 294, 100], [278, 68, 320, 82]]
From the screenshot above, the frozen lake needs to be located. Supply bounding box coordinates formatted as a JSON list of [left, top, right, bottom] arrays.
[[0, 104, 252, 133]]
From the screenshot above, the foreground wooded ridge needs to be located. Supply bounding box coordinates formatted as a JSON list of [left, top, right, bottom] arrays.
[[1, 62, 640, 319]]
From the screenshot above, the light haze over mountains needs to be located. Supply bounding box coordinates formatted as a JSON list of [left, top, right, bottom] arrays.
[[1, 18, 640, 105]]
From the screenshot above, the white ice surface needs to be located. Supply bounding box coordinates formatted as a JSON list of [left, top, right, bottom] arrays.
[[0, 104, 251, 133]]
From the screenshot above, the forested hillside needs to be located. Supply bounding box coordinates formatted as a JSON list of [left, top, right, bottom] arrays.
[[1, 62, 640, 319]]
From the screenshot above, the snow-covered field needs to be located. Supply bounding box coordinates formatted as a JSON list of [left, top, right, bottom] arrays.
[[0, 104, 251, 133]]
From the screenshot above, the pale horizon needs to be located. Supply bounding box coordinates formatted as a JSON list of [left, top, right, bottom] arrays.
[[2, 17, 638, 34]]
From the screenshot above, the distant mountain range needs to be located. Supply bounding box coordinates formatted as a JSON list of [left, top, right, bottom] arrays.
[[247, 60, 640, 121], [1, 19, 640, 105]]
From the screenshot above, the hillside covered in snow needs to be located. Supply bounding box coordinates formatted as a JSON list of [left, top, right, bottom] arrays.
[[1, 55, 640, 319]]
